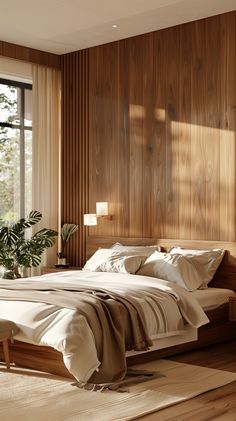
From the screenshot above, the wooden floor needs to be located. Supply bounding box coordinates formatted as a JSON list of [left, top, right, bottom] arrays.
[[140, 340, 236, 421]]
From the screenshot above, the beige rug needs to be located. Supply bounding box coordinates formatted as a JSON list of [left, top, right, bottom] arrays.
[[1, 359, 236, 421]]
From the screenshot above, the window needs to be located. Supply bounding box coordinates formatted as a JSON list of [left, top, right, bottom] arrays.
[[0, 78, 32, 221]]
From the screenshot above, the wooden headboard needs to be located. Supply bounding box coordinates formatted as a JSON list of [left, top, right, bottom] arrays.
[[86, 236, 236, 292]]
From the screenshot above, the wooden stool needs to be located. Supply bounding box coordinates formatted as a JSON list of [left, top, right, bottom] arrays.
[[0, 319, 19, 369]]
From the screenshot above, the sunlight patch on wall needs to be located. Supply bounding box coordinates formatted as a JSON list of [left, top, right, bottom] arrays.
[[170, 121, 235, 241], [154, 108, 166, 122], [129, 104, 145, 119]]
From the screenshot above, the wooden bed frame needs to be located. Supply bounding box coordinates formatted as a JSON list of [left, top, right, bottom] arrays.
[[1, 237, 236, 378]]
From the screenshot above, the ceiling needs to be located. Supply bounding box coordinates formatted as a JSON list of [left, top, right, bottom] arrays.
[[0, 0, 235, 55]]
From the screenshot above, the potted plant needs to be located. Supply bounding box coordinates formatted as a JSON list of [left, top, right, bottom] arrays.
[[0, 210, 58, 279], [57, 223, 79, 266]]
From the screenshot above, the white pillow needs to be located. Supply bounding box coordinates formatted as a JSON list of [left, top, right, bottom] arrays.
[[111, 242, 160, 256], [136, 251, 203, 291], [169, 247, 225, 286], [83, 249, 114, 271], [100, 254, 145, 274], [83, 248, 147, 273]]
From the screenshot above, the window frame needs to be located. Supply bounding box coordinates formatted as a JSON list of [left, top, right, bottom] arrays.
[[0, 77, 32, 219]]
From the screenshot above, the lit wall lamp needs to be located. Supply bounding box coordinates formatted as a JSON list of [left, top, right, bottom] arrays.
[[96, 202, 108, 216], [83, 214, 97, 226], [84, 202, 112, 226]]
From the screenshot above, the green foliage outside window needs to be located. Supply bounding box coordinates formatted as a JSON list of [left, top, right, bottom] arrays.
[[0, 83, 32, 221]]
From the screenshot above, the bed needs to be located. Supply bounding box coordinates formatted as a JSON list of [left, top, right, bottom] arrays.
[[1, 237, 236, 382]]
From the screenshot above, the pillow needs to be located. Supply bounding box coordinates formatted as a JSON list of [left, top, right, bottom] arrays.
[[136, 251, 203, 291], [83, 248, 147, 273], [169, 247, 225, 286], [111, 242, 161, 256], [100, 254, 145, 274], [83, 249, 114, 272]]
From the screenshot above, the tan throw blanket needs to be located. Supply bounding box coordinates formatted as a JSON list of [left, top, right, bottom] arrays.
[[0, 284, 151, 384], [0, 273, 209, 385]]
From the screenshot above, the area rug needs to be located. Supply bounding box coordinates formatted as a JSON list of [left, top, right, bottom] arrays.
[[1, 359, 236, 421]]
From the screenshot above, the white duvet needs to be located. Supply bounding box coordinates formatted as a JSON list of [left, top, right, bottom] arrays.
[[0, 271, 209, 382]]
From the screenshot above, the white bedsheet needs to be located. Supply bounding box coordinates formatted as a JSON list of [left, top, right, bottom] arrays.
[[192, 287, 235, 311], [0, 271, 209, 382]]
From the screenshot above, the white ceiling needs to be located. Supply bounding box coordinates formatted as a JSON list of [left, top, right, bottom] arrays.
[[0, 0, 235, 55]]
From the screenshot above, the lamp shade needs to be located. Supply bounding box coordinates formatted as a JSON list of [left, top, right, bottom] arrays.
[[96, 202, 108, 216], [83, 214, 97, 226]]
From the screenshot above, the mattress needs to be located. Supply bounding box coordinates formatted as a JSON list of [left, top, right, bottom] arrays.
[[192, 287, 235, 311]]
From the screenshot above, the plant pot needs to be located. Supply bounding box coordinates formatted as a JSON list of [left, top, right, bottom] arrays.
[[2, 267, 22, 279]]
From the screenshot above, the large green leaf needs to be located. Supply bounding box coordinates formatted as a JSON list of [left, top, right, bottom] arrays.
[[34, 228, 58, 237], [20, 253, 42, 268], [27, 210, 42, 226], [12, 210, 42, 231], [0, 226, 19, 245], [32, 229, 57, 248]]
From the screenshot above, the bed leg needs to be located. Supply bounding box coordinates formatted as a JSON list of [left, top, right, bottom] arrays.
[[2, 340, 10, 369]]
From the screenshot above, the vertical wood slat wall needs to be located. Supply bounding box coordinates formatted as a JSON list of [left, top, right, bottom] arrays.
[[61, 11, 236, 266], [61, 51, 89, 266]]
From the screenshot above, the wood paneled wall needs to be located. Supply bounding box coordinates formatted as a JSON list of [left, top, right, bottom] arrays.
[[61, 12, 236, 265], [0, 40, 60, 68]]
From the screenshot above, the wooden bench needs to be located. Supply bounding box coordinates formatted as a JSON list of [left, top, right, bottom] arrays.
[[0, 319, 18, 369]]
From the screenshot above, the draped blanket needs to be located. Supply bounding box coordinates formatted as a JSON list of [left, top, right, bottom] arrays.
[[0, 272, 209, 385]]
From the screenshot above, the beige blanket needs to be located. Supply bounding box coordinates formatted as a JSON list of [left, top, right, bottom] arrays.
[[0, 272, 209, 384]]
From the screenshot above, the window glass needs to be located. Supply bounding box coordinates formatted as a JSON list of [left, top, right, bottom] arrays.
[[0, 79, 32, 221], [24, 89, 32, 127], [0, 127, 20, 220], [25, 129, 32, 217], [0, 84, 21, 125]]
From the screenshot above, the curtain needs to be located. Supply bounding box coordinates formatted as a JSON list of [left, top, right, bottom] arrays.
[[0, 57, 32, 81], [32, 65, 61, 272]]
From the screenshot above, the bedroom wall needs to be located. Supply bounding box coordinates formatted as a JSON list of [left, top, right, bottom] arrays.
[[61, 11, 236, 266]]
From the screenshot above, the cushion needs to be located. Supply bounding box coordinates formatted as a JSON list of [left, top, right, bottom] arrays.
[[111, 242, 161, 255], [0, 318, 19, 340], [83, 249, 114, 271], [169, 247, 225, 287], [100, 253, 145, 274], [83, 248, 147, 273], [136, 251, 203, 291]]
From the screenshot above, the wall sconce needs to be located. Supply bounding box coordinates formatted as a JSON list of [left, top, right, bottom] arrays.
[[84, 202, 112, 226], [96, 202, 108, 216], [83, 214, 97, 226]]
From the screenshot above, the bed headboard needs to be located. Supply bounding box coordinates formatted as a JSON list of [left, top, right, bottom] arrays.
[[86, 236, 236, 291]]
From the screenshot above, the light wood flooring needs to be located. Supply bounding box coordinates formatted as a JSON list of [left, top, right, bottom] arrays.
[[140, 340, 236, 421]]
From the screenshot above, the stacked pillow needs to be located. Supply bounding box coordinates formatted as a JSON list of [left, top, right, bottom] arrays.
[[83, 242, 225, 291], [136, 248, 225, 291]]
